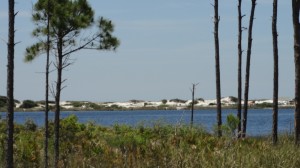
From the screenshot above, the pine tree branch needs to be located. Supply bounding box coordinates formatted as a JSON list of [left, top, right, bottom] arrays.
[[62, 34, 100, 57]]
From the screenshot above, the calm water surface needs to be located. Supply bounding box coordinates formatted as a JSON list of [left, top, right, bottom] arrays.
[[0, 109, 294, 136]]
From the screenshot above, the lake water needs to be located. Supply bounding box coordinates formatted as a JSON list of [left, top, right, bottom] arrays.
[[0, 109, 295, 136]]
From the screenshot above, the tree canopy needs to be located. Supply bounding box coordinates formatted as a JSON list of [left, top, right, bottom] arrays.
[[25, 0, 119, 62]]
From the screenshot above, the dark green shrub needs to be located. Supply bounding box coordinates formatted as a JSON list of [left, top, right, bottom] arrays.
[[24, 119, 37, 131], [88, 103, 104, 110], [255, 102, 273, 108], [20, 100, 38, 109], [161, 99, 167, 104], [221, 113, 240, 137], [170, 99, 187, 103], [0, 96, 20, 108], [228, 96, 238, 102], [110, 104, 121, 109], [129, 100, 143, 104], [70, 101, 85, 108], [35, 100, 55, 105]]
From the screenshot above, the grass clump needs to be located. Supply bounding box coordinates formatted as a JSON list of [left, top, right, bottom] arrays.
[[0, 116, 300, 167]]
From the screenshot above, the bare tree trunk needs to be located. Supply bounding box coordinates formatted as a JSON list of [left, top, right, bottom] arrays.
[[54, 36, 63, 168], [272, 0, 279, 145], [191, 84, 196, 127], [214, 0, 222, 137], [44, 0, 50, 166], [242, 0, 256, 137], [292, 0, 300, 145], [237, 0, 243, 138], [6, 0, 15, 167]]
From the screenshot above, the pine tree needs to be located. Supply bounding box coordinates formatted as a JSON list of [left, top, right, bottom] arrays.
[[25, 0, 120, 166], [6, 0, 15, 167], [237, 0, 243, 138], [292, 0, 300, 145], [272, 0, 279, 145], [213, 0, 222, 137], [242, 0, 257, 137]]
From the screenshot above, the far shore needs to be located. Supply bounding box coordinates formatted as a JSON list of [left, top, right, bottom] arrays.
[[0, 96, 295, 112], [0, 105, 294, 113]]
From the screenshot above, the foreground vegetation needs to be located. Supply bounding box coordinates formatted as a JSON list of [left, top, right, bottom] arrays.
[[0, 115, 300, 167]]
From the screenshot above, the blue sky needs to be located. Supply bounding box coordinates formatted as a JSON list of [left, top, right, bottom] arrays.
[[0, 0, 295, 102]]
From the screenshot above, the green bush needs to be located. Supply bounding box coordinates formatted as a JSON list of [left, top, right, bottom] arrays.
[[20, 100, 38, 109], [255, 102, 273, 108], [88, 102, 105, 110], [0, 96, 20, 108], [110, 104, 121, 109], [24, 119, 37, 131], [35, 100, 55, 105], [222, 113, 240, 137], [1, 116, 300, 167], [228, 96, 238, 103], [170, 98, 187, 103], [70, 101, 85, 108], [129, 100, 143, 104], [161, 99, 167, 104]]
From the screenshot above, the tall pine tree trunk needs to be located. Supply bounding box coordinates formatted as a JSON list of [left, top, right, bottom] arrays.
[[54, 36, 63, 168], [6, 0, 15, 167], [237, 0, 243, 138], [214, 0, 222, 137], [191, 84, 196, 127], [242, 0, 256, 137], [44, 0, 50, 166], [272, 0, 279, 145], [292, 0, 300, 145]]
